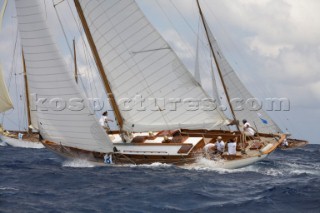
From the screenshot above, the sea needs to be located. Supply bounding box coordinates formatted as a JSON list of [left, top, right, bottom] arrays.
[[0, 142, 319, 213]]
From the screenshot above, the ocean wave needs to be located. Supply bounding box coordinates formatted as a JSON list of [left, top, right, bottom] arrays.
[[180, 157, 318, 177], [0, 187, 19, 191], [180, 157, 262, 174]]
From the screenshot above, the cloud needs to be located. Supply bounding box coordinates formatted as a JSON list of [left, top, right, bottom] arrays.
[[1, 0, 319, 142]]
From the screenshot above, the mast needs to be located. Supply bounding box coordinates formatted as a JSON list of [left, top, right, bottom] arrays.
[[74, 0, 124, 130], [22, 49, 32, 133], [196, 0, 240, 131], [73, 39, 78, 83]]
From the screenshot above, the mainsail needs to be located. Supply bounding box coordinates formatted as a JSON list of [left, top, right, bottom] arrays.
[[15, 0, 113, 152], [0, 64, 13, 113], [202, 17, 282, 134], [77, 0, 229, 132]]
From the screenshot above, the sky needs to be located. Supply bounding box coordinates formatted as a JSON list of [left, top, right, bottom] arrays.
[[0, 0, 319, 144]]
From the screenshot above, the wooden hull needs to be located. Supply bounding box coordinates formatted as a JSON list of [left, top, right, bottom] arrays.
[[41, 132, 285, 169]]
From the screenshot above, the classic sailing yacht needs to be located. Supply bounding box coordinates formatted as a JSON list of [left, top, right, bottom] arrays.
[[0, 0, 42, 148], [13, 0, 289, 169], [0, 60, 43, 148]]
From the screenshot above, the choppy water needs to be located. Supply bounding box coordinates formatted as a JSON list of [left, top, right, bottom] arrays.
[[0, 143, 319, 213]]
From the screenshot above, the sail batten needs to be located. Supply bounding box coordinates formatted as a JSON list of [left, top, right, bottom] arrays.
[[78, 0, 229, 132], [15, 0, 113, 152]]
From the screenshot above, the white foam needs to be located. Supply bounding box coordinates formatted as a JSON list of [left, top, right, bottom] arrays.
[[62, 159, 96, 168], [0, 187, 19, 191], [0, 141, 7, 146], [126, 162, 172, 168], [181, 157, 261, 174]]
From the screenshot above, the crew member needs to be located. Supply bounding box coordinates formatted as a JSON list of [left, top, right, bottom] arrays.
[[215, 136, 225, 154], [242, 119, 255, 136], [99, 111, 114, 131]]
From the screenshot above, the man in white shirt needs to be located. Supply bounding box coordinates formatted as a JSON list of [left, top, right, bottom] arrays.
[[215, 136, 225, 154], [282, 138, 289, 147], [227, 138, 237, 155], [99, 111, 114, 131], [242, 119, 255, 136], [203, 143, 216, 158]]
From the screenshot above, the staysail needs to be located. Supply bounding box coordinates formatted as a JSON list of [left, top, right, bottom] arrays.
[[15, 0, 113, 152], [202, 17, 282, 134], [0, 64, 13, 113], [77, 0, 229, 132]]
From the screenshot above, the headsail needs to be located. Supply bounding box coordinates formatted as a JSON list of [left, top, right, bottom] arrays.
[[77, 0, 229, 132], [0, 64, 13, 113], [15, 0, 113, 152], [202, 16, 282, 134], [0, 0, 8, 31]]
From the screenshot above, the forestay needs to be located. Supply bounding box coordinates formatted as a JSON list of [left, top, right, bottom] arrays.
[[202, 17, 282, 134], [15, 0, 113, 152], [78, 0, 229, 132], [0, 65, 13, 113]]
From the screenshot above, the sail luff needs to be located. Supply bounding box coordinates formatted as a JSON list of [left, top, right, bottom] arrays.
[[74, 0, 124, 130], [196, 0, 239, 131], [0, 64, 13, 113], [22, 49, 32, 132]]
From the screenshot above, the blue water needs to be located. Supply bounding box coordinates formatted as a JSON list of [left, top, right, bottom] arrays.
[[0, 144, 319, 213]]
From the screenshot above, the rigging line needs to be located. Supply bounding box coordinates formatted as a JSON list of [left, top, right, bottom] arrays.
[[81, 37, 100, 100], [66, 0, 103, 105], [53, 1, 73, 58], [197, 0, 239, 130], [169, 0, 213, 58], [53, 0, 65, 7], [202, 0, 289, 131], [57, 1, 102, 112], [155, 0, 213, 78], [155, 0, 195, 63], [199, 2, 278, 131]]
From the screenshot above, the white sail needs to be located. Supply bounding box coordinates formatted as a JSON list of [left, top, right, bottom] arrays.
[[194, 21, 201, 85], [203, 18, 282, 134], [0, 64, 13, 113], [78, 0, 229, 132], [15, 0, 113, 152], [0, 0, 8, 31], [208, 52, 223, 106]]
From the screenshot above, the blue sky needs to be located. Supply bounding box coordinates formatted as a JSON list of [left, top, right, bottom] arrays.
[[0, 0, 319, 144]]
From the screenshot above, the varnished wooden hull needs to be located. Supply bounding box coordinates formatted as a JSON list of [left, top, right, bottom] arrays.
[[41, 132, 286, 169]]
